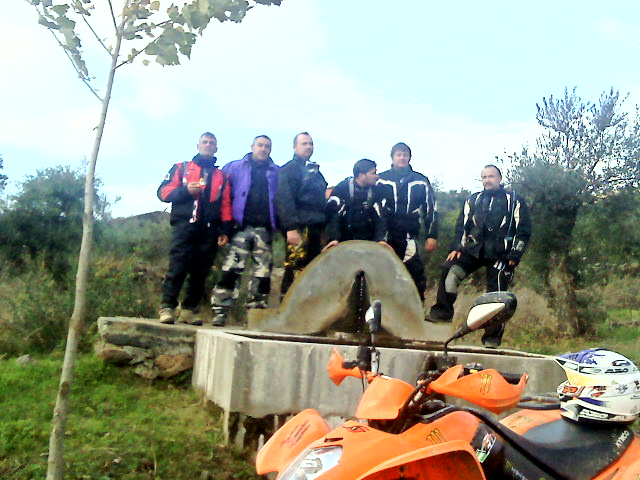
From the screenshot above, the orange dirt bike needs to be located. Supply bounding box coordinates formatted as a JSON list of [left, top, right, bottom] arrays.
[[256, 292, 640, 480]]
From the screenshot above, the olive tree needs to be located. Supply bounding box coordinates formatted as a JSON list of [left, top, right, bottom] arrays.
[[508, 87, 640, 334], [27, 1, 282, 478]]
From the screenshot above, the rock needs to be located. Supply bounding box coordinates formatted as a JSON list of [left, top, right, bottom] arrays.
[[16, 354, 36, 366], [96, 317, 197, 379], [156, 354, 194, 378]]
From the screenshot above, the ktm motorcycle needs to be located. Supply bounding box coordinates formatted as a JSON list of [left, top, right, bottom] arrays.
[[256, 292, 640, 480]]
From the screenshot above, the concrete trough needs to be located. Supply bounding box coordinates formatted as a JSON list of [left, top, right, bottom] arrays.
[[192, 328, 566, 449]]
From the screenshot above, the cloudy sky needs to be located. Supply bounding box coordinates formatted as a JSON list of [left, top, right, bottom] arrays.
[[2, 0, 639, 217]]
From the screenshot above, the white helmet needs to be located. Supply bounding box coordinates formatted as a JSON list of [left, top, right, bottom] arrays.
[[555, 348, 640, 424]]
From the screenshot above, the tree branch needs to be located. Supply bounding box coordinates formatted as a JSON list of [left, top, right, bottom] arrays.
[[107, 0, 118, 32], [33, 4, 102, 102], [80, 13, 111, 55]]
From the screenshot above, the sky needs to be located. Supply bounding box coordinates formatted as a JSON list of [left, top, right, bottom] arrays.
[[2, 0, 639, 218]]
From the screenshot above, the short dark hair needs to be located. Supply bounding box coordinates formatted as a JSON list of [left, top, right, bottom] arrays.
[[353, 159, 377, 177], [391, 142, 411, 158], [199, 132, 216, 141], [483, 164, 502, 177], [252, 135, 271, 144], [293, 132, 311, 147]]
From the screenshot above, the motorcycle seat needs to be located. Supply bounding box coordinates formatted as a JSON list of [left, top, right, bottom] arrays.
[[471, 408, 633, 480], [518, 418, 633, 480]]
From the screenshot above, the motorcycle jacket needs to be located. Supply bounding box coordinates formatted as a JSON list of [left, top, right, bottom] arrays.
[[157, 154, 232, 230], [276, 154, 328, 232], [452, 186, 531, 263], [377, 166, 438, 240], [326, 177, 386, 242]]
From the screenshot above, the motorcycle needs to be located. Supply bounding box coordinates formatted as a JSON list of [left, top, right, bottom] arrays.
[[256, 292, 640, 480]]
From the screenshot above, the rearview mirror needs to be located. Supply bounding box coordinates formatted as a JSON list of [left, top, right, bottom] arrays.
[[365, 300, 381, 335], [466, 291, 517, 332]]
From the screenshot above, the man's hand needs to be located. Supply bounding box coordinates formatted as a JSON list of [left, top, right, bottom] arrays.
[[287, 230, 302, 246], [446, 250, 461, 262], [187, 181, 202, 195], [218, 235, 229, 247], [378, 241, 394, 252], [425, 238, 437, 252], [508, 260, 518, 267], [322, 240, 339, 252]]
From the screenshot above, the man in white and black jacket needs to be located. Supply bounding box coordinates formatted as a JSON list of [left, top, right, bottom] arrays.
[[427, 164, 532, 348], [377, 142, 438, 302]]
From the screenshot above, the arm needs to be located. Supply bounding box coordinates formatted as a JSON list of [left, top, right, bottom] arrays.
[[157, 163, 192, 204], [275, 165, 301, 233], [422, 178, 439, 241], [505, 194, 532, 265]]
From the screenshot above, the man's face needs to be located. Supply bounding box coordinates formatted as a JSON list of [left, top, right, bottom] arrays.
[[481, 167, 502, 190], [360, 167, 379, 187], [251, 137, 272, 163], [391, 150, 411, 168], [294, 134, 314, 160], [197, 135, 218, 157]]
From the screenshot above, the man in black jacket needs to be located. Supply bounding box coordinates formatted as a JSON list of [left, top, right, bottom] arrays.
[[276, 132, 328, 296], [324, 158, 386, 249], [377, 142, 438, 302], [427, 164, 532, 347]]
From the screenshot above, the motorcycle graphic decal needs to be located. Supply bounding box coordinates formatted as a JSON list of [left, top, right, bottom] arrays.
[[426, 428, 447, 445], [480, 373, 492, 395], [475, 432, 496, 463]]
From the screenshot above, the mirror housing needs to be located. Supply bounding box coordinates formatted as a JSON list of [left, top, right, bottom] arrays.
[[466, 291, 517, 332], [365, 300, 382, 335]]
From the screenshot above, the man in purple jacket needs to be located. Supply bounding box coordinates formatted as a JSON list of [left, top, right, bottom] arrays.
[[210, 135, 279, 326]]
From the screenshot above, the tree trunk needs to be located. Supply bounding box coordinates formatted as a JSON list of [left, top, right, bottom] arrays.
[[46, 21, 124, 480], [547, 251, 586, 335]]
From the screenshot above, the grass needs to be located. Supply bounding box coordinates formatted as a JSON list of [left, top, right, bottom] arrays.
[[0, 353, 259, 480]]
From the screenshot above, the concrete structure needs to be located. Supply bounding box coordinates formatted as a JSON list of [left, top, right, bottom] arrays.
[[192, 328, 566, 449], [249, 241, 451, 342]]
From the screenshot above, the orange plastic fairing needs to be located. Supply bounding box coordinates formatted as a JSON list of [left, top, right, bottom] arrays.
[[428, 365, 527, 414], [356, 440, 486, 480], [255, 409, 330, 475], [355, 376, 415, 420], [327, 347, 363, 385]]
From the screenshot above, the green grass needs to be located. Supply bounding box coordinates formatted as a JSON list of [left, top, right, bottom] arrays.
[[0, 353, 259, 480]]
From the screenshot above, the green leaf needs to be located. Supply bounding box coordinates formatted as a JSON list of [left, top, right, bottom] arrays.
[[38, 14, 59, 30], [51, 4, 69, 15]]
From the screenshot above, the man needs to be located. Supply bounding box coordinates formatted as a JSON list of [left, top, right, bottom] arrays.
[[377, 142, 438, 302], [427, 164, 532, 348], [210, 135, 279, 327], [276, 132, 328, 296], [324, 158, 386, 249], [157, 132, 231, 325]]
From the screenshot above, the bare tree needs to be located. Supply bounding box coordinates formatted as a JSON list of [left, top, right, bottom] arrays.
[[26, 1, 282, 478]]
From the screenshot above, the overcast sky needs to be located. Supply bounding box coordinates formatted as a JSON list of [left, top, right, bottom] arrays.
[[2, 0, 639, 217]]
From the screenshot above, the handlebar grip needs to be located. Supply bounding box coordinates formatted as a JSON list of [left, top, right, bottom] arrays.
[[501, 372, 524, 385]]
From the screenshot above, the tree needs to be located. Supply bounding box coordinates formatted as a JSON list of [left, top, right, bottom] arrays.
[[0, 155, 7, 193], [0, 165, 109, 280], [27, 1, 282, 478], [508, 87, 640, 334]]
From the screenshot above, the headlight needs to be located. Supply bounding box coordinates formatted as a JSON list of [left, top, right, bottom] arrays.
[[279, 446, 342, 480]]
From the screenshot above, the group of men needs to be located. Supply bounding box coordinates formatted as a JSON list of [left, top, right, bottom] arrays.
[[156, 131, 531, 347]]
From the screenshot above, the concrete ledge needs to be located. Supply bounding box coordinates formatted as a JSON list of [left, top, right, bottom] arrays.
[[192, 328, 566, 446]]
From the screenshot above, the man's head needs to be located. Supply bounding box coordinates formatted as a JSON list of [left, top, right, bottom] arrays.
[[197, 132, 218, 158], [353, 159, 378, 187], [251, 135, 272, 163], [293, 132, 314, 161], [481, 164, 502, 191], [390, 142, 411, 168]]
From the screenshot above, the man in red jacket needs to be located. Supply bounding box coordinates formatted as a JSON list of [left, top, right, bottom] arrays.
[[157, 132, 232, 325]]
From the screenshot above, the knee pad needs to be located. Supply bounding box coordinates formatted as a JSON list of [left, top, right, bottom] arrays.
[[218, 270, 240, 290], [255, 277, 271, 295], [444, 265, 466, 294]]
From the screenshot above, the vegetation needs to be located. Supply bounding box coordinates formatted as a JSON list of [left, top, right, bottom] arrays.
[[0, 354, 259, 480]]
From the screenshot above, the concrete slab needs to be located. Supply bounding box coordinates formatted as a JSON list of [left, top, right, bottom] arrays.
[[249, 240, 452, 342], [192, 328, 566, 447]]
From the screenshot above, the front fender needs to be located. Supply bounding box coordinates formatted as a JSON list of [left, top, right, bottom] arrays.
[[356, 440, 486, 480], [255, 409, 330, 475]]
